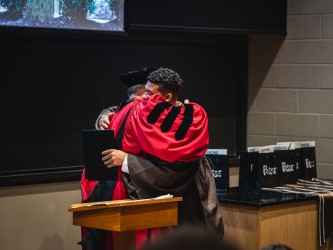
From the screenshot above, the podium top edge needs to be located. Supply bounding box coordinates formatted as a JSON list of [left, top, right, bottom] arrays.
[[68, 197, 183, 212]]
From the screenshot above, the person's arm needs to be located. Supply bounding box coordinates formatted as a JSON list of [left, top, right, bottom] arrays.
[[95, 106, 118, 130], [101, 148, 198, 197]]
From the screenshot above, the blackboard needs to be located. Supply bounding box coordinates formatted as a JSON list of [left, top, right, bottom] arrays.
[[0, 31, 247, 186], [129, 0, 287, 35]]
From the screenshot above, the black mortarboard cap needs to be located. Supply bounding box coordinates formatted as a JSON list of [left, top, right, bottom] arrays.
[[118, 67, 156, 88]]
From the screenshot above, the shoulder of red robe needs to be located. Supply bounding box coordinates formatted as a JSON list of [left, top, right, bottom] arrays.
[[147, 99, 195, 141]]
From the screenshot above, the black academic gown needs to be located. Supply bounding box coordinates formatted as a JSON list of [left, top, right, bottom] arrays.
[[123, 154, 224, 234]]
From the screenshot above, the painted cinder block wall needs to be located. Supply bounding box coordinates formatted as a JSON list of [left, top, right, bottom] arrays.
[[247, 0, 333, 179]]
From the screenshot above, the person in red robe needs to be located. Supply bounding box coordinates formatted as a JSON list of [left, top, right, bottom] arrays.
[[102, 68, 224, 248], [79, 67, 155, 250]]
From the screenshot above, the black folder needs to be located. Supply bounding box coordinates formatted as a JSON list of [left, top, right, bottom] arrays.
[[82, 129, 118, 180]]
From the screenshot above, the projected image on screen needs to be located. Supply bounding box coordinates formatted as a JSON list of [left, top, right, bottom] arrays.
[[0, 0, 124, 31]]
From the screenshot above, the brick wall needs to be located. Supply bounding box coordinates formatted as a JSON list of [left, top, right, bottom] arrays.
[[247, 0, 333, 179]]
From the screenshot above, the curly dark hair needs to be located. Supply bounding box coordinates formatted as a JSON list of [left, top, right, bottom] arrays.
[[147, 67, 183, 96]]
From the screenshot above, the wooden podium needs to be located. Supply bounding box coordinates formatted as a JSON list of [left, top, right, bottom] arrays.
[[68, 197, 183, 250]]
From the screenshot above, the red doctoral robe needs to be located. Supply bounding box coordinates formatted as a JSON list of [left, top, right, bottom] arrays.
[[122, 94, 209, 162], [79, 100, 138, 250], [121, 94, 223, 233]]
